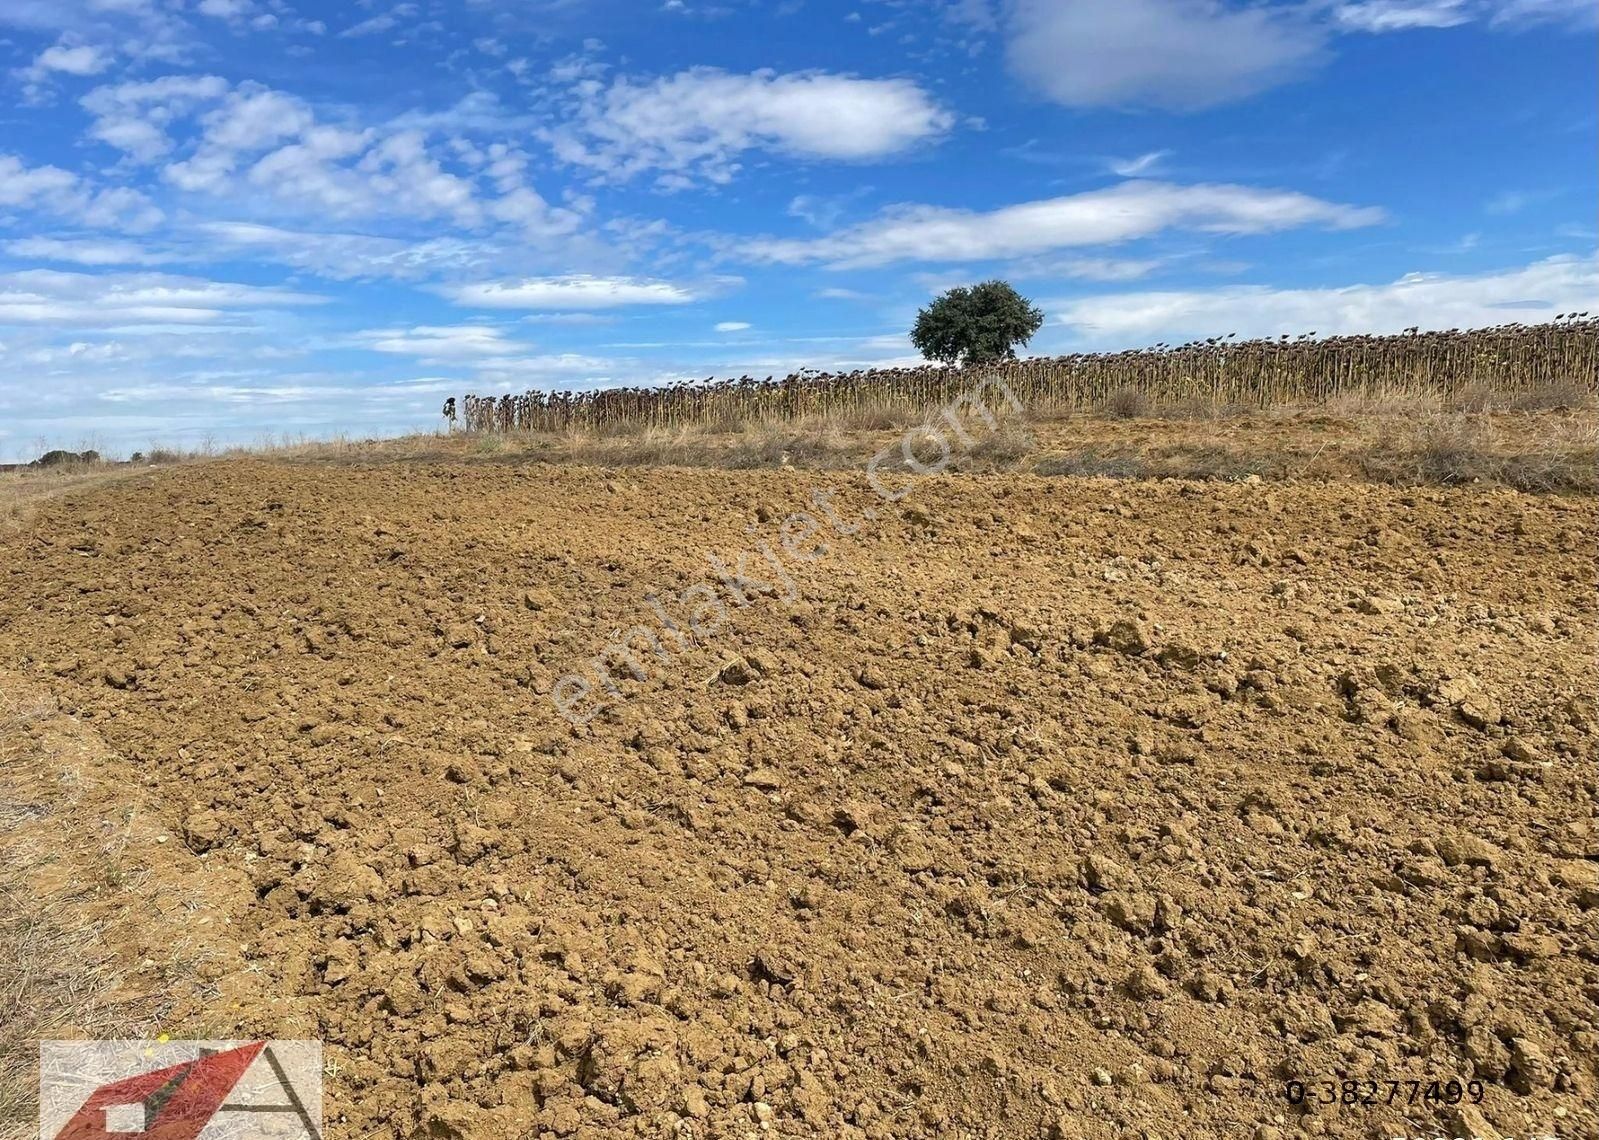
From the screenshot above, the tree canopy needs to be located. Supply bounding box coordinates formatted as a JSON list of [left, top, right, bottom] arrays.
[[910, 280, 1045, 366]]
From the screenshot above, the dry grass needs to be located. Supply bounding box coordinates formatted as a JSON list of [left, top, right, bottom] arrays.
[[1031, 447, 1149, 480], [244, 402, 1592, 493], [1017, 403, 1593, 489], [0, 685, 149, 1134], [16, 392, 1592, 496], [1032, 444, 1278, 482], [957, 420, 1038, 468], [817, 399, 925, 433], [0, 468, 138, 538], [1447, 381, 1500, 413], [1324, 386, 1449, 418], [0, 663, 270, 1136], [1317, 378, 1596, 419], [1356, 411, 1597, 492], [1506, 378, 1595, 412]]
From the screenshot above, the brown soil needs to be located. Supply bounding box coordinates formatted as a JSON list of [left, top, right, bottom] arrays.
[[0, 459, 1593, 1140]]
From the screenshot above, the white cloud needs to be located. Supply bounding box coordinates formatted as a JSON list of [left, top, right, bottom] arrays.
[[0, 1, 190, 68], [20, 339, 132, 366], [1005, 0, 1324, 110], [83, 77, 583, 237], [789, 193, 852, 229], [470, 353, 629, 384], [388, 91, 536, 135], [1002, 0, 1589, 109], [1048, 253, 1599, 344], [1024, 256, 1165, 283], [343, 130, 482, 225], [511, 312, 617, 326], [815, 287, 873, 301], [30, 39, 115, 76], [714, 320, 751, 332], [1340, 0, 1596, 29], [742, 181, 1385, 268], [1334, 1, 1474, 31], [197, 0, 253, 20], [81, 74, 231, 161], [164, 83, 319, 191], [1485, 0, 1596, 25], [444, 275, 701, 309], [1486, 190, 1536, 215], [0, 154, 163, 232], [0, 155, 79, 206], [340, 14, 399, 36], [195, 222, 498, 280], [0, 269, 326, 327], [545, 68, 953, 186], [1108, 150, 1172, 177], [3, 237, 171, 266], [338, 4, 417, 38], [77, 186, 165, 231], [355, 324, 532, 359], [941, 0, 999, 32]]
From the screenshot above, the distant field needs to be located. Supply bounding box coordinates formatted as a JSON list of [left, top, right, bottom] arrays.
[[76, 402, 1584, 495], [17, 398, 1589, 498]]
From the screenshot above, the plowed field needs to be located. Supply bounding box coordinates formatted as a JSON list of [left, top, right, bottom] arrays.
[[2, 459, 1594, 1140]]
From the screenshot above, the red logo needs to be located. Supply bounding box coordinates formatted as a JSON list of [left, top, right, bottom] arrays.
[[49, 1042, 322, 1140]]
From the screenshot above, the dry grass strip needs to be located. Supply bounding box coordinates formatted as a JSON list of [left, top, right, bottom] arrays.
[[0, 679, 194, 1138]]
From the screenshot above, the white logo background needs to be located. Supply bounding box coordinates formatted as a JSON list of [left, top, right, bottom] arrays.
[[38, 1040, 322, 1140]]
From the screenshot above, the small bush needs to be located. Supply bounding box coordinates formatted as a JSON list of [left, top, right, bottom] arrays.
[[967, 422, 1036, 465], [30, 450, 81, 469], [1105, 386, 1150, 419], [1412, 417, 1496, 484]]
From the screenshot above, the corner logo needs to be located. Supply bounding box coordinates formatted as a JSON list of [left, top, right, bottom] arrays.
[[40, 1041, 322, 1140]]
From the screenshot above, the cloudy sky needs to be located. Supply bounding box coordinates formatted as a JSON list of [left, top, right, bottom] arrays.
[[0, 0, 1594, 458]]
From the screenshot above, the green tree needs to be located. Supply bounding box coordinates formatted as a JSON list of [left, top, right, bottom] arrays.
[[910, 280, 1045, 366]]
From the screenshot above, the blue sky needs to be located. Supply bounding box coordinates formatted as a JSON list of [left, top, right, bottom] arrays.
[[0, 0, 1594, 458]]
